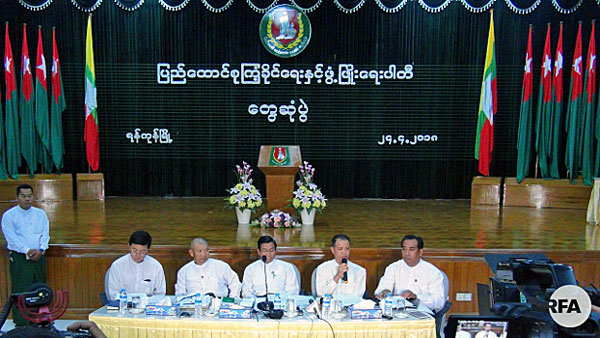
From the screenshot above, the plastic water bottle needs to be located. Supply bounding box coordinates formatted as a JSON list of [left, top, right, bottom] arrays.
[[274, 293, 282, 310], [194, 293, 202, 317], [384, 293, 393, 317], [322, 293, 331, 319], [119, 288, 127, 314]]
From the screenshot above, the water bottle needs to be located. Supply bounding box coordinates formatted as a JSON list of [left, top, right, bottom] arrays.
[[119, 288, 127, 314], [194, 293, 202, 317], [274, 293, 282, 310], [322, 293, 331, 319], [384, 293, 393, 317]]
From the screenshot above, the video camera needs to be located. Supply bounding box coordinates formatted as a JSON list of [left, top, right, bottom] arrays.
[[0, 283, 91, 338], [445, 254, 600, 338]]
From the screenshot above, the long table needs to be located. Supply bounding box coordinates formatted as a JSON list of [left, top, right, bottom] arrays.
[[89, 306, 436, 338]]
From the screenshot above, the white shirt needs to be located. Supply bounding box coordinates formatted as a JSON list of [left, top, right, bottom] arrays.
[[314, 259, 366, 297], [106, 254, 166, 300], [1, 206, 50, 253], [241, 258, 299, 298], [175, 258, 241, 298], [474, 331, 498, 338], [374, 259, 445, 312]]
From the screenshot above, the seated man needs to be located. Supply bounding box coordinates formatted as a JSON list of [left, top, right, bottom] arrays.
[[106, 230, 166, 300], [375, 234, 445, 312], [314, 234, 366, 297], [241, 235, 300, 298], [175, 238, 241, 297]]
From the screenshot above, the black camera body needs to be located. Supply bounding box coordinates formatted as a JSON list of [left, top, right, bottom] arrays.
[[446, 256, 600, 338]]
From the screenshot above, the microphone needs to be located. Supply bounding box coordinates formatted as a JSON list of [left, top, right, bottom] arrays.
[[262, 255, 269, 297], [341, 258, 348, 282], [257, 255, 273, 311]]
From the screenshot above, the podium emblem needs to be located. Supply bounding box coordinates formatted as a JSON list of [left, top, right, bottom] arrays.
[[270, 147, 290, 166], [259, 5, 311, 58]]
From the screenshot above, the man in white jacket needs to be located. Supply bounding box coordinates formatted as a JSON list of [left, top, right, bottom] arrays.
[[241, 236, 299, 298], [106, 230, 166, 300], [175, 238, 241, 297], [375, 234, 445, 313], [314, 234, 366, 297]]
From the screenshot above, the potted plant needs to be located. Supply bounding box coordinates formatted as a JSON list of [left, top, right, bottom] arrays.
[[226, 161, 262, 224], [291, 161, 327, 225]]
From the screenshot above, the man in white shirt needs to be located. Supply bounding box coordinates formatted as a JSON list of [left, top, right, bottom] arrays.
[[375, 234, 445, 312], [175, 238, 241, 297], [314, 234, 366, 297], [241, 236, 299, 298], [1, 184, 50, 326], [106, 231, 166, 300], [474, 323, 499, 338]]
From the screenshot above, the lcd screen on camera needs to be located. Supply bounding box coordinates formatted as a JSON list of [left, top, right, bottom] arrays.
[[445, 316, 512, 338], [454, 319, 508, 338]]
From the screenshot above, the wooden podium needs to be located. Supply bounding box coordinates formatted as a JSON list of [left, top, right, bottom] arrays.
[[258, 146, 302, 213]]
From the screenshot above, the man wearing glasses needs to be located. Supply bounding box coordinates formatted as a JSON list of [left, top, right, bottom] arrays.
[[106, 230, 166, 300], [374, 234, 445, 313], [241, 236, 299, 298]]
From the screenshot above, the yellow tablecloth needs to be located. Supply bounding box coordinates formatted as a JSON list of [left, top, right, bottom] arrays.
[[89, 307, 436, 338]]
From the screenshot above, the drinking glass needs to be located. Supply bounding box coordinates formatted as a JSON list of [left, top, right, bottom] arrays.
[[394, 298, 408, 318]]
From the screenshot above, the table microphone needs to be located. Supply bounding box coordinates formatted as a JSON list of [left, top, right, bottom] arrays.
[[341, 258, 348, 282], [257, 255, 273, 311]]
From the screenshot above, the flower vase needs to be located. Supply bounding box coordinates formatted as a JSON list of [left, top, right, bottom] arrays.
[[236, 207, 251, 224], [300, 209, 316, 225]]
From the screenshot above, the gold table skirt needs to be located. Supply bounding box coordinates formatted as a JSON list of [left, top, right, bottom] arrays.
[[89, 308, 436, 338]]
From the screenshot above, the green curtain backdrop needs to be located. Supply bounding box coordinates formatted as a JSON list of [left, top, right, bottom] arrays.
[[1, 0, 599, 198]]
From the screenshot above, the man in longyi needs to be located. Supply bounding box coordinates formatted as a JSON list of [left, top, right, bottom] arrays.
[[241, 235, 299, 298], [1, 184, 50, 326], [375, 234, 445, 312], [106, 230, 166, 300], [314, 234, 366, 297], [176, 237, 242, 297]]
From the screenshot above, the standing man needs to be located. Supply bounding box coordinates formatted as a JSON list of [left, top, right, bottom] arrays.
[[314, 234, 366, 297], [375, 234, 445, 312], [1, 184, 50, 326], [175, 238, 241, 297], [242, 236, 300, 298], [106, 230, 166, 300]]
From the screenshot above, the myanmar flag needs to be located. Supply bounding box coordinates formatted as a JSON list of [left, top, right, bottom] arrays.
[[4, 23, 19, 179], [565, 23, 583, 183], [550, 23, 564, 179], [516, 26, 533, 183], [35, 25, 52, 172], [51, 27, 66, 172], [85, 15, 99, 171], [475, 11, 497, 176], [535, 24, 553, 179], [20, 24, 36, 177]]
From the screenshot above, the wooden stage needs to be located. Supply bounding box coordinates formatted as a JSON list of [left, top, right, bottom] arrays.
[[0, 197, 599, 319]]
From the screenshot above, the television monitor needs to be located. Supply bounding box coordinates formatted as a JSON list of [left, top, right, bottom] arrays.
[[445, 315, 513, 338]]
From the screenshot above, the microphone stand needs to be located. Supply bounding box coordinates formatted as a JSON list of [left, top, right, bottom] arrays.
[[258, 255, 273, 311]]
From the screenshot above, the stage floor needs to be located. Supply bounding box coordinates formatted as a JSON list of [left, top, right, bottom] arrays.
[[0, 197, 597, 250]]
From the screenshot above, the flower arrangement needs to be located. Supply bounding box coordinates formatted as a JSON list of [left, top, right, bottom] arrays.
[[226, 161, 263, 212], [291, 161, 327, 212], [250, 209, 301, 228]]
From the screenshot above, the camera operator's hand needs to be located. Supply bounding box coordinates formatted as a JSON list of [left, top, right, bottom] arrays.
[[67, 321, 107, 338]]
